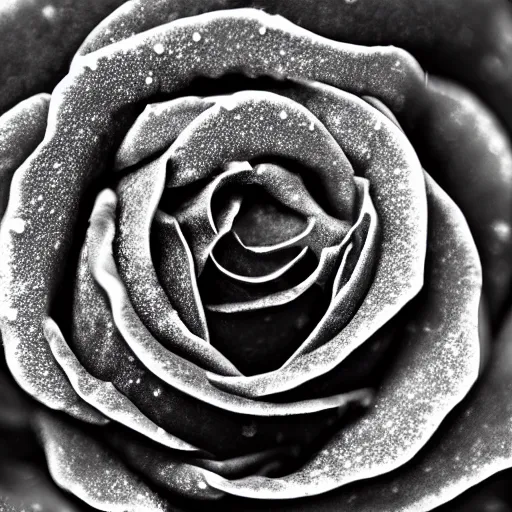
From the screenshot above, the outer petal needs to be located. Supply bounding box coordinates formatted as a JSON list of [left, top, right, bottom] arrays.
[[0, 93, 49, 219], [35, 411, 169, 512], [0, 95, 106, 425], [417, 76, 512, 320]]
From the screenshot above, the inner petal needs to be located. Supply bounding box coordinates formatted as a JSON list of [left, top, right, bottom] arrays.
[[232, 187, 307, 247]]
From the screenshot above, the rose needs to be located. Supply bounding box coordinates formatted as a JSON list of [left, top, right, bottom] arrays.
[[1, 1, 512, 511]]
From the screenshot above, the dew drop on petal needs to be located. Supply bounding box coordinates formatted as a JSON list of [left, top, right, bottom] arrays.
[[153, 43, 165, 55], [493, 220, 511, 241], [10, 218, 26, 234], [42, 5, 57, 20]]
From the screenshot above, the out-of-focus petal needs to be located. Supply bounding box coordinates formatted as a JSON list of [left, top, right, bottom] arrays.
[[416, 76, 512, 320]]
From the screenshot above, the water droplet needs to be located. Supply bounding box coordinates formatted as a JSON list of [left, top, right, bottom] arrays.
[[493, 220, 511, 241], [192, 32, 202, 42], [259, 26, 267, 35], [10, 218, 26, 234], [153, 43, 165, 54], [42, 5, 57, 20]]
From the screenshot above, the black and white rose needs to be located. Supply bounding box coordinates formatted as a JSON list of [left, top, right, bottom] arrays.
[[1, 1, 512, 511]]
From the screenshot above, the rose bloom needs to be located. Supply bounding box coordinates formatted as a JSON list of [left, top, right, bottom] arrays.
[[2, 0, 512, 511]]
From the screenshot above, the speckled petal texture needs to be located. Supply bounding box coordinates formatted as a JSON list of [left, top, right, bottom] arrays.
[[1, 1, 512, 511]]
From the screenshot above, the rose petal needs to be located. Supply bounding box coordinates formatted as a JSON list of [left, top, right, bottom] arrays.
[[203, 178, 378, 374], [206, 244, 341, 314], [200, 244, 317, 307], [114, 164, 239, 374], [115, 96, 215, 170], [152, 212, 209, 340], [0, 93, 49, 219], [284, 177, 380, 358], [45, 316, 199, 452], [74, 4, 425, 119], [362, 96, 403, 131], [205, 282, 328, 376], [0, 96, 107, 425], [208, 163, 350, 255], [209, 232, 305, 280], [231, 189, 308, 249], [36, 411, 168, 512], [417, 76, 512, 320], [206, 173, 481, 499], [103, 430, 224, 500], [165, 91, 356, 220], [210, 245, 308, 284]]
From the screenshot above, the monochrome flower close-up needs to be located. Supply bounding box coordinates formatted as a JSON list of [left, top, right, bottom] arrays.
[[2, 1, 512, 511]]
